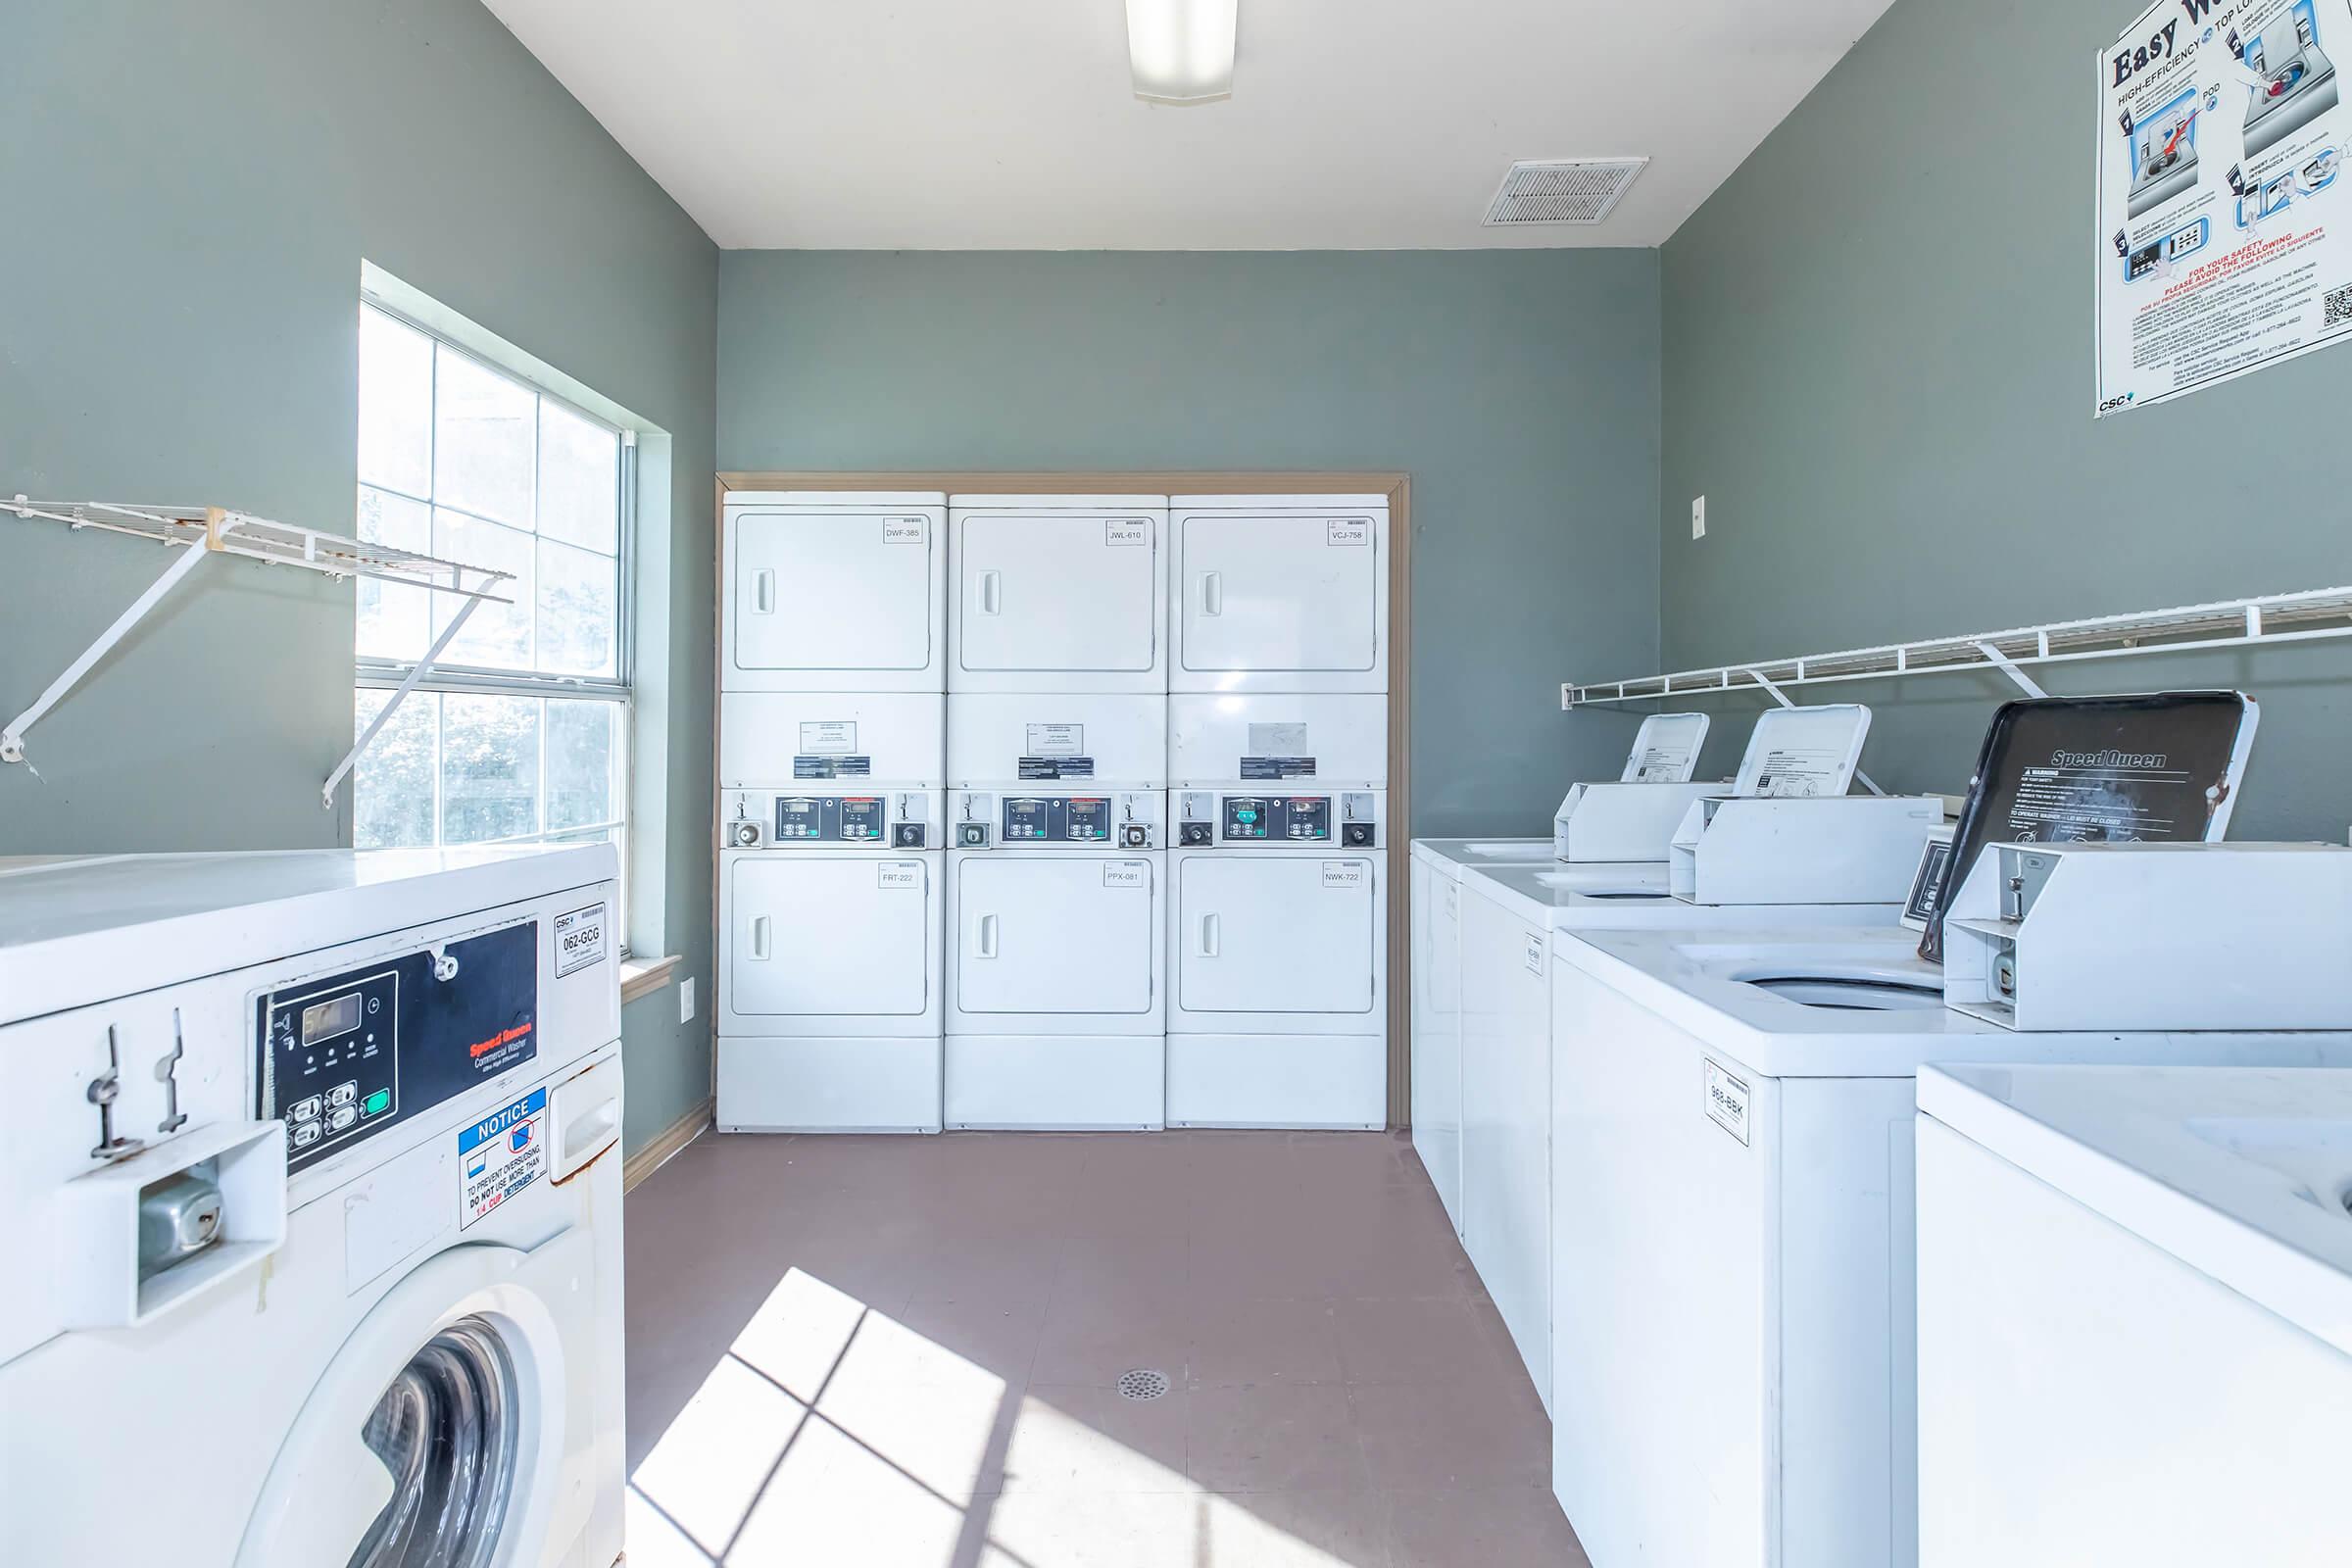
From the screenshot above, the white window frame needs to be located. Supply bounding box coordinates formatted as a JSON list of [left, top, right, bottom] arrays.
[[353, 300, 638, 937]]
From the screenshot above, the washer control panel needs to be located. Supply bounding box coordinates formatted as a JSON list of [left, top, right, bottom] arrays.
[[722, 789, 939, 850], [954, 789, 1159, 849], [1224, 795, 1329, 842], [256, 920, 538, 1174]]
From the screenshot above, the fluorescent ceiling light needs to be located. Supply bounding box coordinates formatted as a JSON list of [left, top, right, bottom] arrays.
[[1126, 0, 1238, 105]]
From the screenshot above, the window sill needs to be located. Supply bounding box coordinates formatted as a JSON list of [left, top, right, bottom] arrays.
[[619, 954, 682, 1006]]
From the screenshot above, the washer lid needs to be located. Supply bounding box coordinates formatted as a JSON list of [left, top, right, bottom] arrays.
[[1731, 705, 1873, 799], [1620, 712, 1710, 784]]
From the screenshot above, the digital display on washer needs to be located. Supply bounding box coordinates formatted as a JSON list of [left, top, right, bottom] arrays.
[[1221, 796, 1332, 842], [257, 919, 540, 1174]]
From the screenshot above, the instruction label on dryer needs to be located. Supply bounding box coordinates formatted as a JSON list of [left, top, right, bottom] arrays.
[[1027, 723, 1086, 756], [801, 721, 858, 755], [460, 1087, 548, 1229], [1702, 1059, 1751, 1146]]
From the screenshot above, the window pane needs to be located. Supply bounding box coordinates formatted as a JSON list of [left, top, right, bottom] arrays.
[[537, 400, 619, 553], [353, 690, 437, 848], [546, 700, 616, 832], [356, 487, 432, 662], [439, 695, 540, 844], [433, 347, 535, 527], [536, 538, 617, 677], [432, 511, 534, 669], [358, 309, 432, 497]]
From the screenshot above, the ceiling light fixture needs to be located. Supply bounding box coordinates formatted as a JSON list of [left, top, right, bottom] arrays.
[[1126, 0, 1238, 106]]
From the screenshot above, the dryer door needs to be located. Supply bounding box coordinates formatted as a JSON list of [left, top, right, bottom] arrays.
[[237, 1230, 588, 1568], [956, 513, 1160, 679], [729, 857, 933, 1018], [730, 509, 938, 678], [1178, 855, 1379, 1015], [956, 856, 1155, 1015], [1176, 512, 1383, 683]]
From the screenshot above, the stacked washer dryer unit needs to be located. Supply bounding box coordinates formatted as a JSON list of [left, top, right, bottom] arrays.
[[1167, 495, 1391, 1129], [0, 847, 625, 1567], [944, 496, 1170, 1130], [718, 492, 949, 1133]]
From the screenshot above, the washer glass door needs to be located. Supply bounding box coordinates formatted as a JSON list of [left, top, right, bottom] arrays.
[[348, 1315, 519, 1568]]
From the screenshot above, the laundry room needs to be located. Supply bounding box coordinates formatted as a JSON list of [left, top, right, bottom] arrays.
[[5, 0, 2352, 1563]]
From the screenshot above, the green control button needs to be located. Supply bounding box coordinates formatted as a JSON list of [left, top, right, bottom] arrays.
[[363, 1088, 391, 1116]]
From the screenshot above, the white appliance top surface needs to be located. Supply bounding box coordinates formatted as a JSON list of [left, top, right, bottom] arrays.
[[1173, 495, 1392, 513], [725, 491, 947, 510], [1408, 838, 1555, 877], [1466, 860, 1677, 919], [1921, 1062, 2352, 1355], [0, 846, 615, 1023], [952, 494, 1169, 513], [1553, 925, 2352, 1078]]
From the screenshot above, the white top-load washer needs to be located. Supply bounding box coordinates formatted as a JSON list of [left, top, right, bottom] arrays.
[[1460, 850, 1916, 1416], [948, 494, 1169, 693], [0, 847, 625, 1568], [943, 691, 1167, 1131], [1546, 871, 2352, 1568], [723, 491, 949, 694], [1917, 1062, 2352, 1568], [1405, 710, 1714, 1236], [1554, 704, 1861, 862], [1168, 494, 1390, 694]]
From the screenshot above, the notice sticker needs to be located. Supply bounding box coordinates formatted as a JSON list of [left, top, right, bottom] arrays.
[[1702, 1059, 1751, 1146], [1523, 931, 1545, 976], [882, 517, 927, 544], [1322, 861, 1366, 890], [1102, 861, 1149, 890], [554, 904, 608, 979], [1248, 721, 1310, 756], [800, 720, 858, 755], [460, 1087, 548, 1229], [1327, 518, 1371, 546], [1105, 518, 1149, 547], [877, 862, 922, 890], [1027, 723, 1086, 757]]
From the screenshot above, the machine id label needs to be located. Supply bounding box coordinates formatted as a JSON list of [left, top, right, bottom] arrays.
[[460, 1087, 548, 1229], [1102, 861, 1149, 889], [1702, 1059, 1751, 1146], [800, 720, 858, 755], [1523, 931, 1545, 975], [554, 904, 608, 978], [1026, 722, 1086, 757], [882, 517, 927, 544], [1327, 519, 1371, 546], [1104, 518, 1149, 546], [1322, 861, 1366, 889], [877, 862, 922, 889]]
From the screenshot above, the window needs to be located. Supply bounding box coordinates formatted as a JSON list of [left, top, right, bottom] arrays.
[[352, 304, 632, 911]]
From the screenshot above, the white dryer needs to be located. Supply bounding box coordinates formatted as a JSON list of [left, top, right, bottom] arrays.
[[723, 490, 948, 693], [0, 847, 625, 1568], [1168, 495, 1390, 694], [948, 494, 1169, 693], [718, 688, 945, 792], [718, 787, 946, 1133], [1167, 788, 1388, 1129]]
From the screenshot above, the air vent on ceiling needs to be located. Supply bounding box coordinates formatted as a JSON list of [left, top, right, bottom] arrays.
[[1483, 159, 1649, 226]]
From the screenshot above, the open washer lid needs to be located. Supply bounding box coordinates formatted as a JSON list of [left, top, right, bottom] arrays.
[[1730, 705, 1874, 799], [1620, 712, 1710, 784]]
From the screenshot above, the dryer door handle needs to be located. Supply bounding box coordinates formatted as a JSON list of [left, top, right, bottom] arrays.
[[974, 913, 1000, 959], [979, 569, 1003, 615], [749, 915, 773, 961], [1197, 912, 1221, 957], [751, 567, 776, 615], [1200, 572, 1223, 616]]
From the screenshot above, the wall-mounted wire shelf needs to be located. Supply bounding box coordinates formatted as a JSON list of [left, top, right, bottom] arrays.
[[1561, 585, 2352, 709], [4, 498, 513, 807]]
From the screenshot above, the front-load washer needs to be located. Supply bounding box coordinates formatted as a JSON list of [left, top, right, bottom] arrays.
[[1408, 838, 1556, 1236], [1917, 1062, 2352, 1567], [1545, 922, 2352, 1568], [1457, 862, 1907, 1416], [1167, 788, 1387, 1129], [948, 494, 1169, 693], [0, 846, 624, 1568], [718, 787, 946, 1133], [1168, 495, 1390, 694], [723, 490, 948, 694]]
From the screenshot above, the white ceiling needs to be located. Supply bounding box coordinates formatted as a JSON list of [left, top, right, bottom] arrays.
[[483, 0, 1898, 251]]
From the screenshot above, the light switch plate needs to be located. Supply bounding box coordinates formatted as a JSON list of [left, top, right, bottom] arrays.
[[1691, 496, 1707, 540], [679, 976, 696, 1024]]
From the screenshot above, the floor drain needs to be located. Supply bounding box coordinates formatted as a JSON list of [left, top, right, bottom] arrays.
[[1116, 1368, 1171, 1401]]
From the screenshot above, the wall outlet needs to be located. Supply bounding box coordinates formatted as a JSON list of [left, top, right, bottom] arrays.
[[679, 976, 696, 1024], [1691, 496, 1707, 540]]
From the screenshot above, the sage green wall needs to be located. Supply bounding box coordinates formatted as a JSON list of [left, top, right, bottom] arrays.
[[718, 250, 1664, 836], [0, 0, 719, 1155], [1660, 0, 2352, 838]]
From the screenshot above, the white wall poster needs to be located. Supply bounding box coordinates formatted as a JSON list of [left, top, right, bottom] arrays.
[[2097, 0, 2352, 415]]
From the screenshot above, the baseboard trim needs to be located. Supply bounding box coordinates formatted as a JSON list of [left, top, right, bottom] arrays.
[[623, 1097, 712, 1193]]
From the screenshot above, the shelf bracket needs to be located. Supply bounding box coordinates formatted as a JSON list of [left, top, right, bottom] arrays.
[[2, 535, 216, 766], [1973, 642, 2048, 700], [1744, 667, 1886, 797], [321, 593, 486, 809]]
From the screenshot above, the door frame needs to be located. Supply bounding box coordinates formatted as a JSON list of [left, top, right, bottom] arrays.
[[715, 470, 1414, 1128]]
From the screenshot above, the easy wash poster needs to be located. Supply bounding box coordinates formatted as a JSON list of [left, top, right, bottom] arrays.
[[2097, 0, 2352, 414]]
